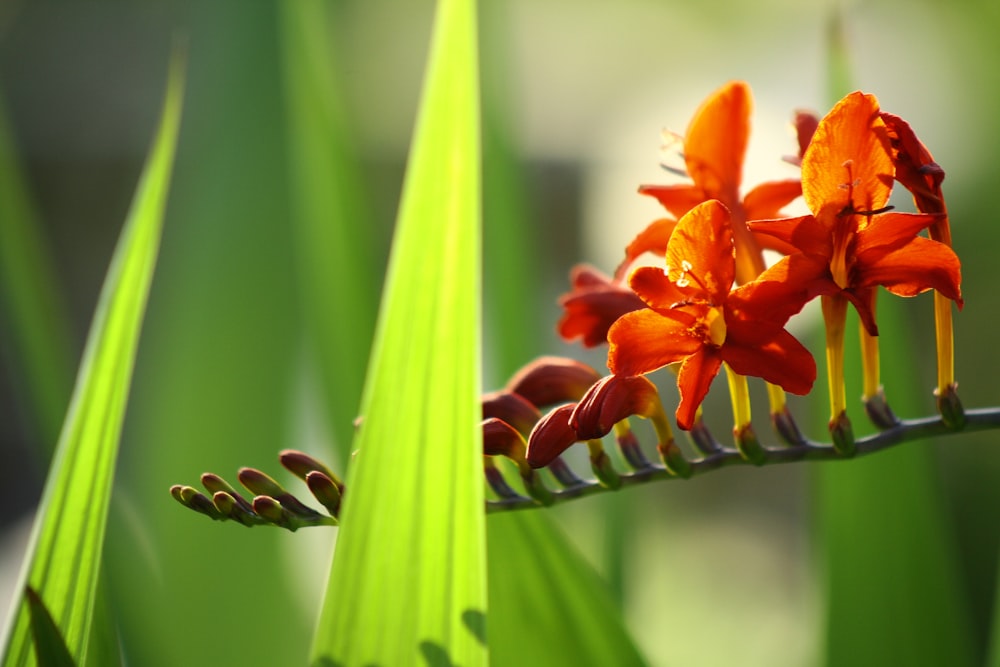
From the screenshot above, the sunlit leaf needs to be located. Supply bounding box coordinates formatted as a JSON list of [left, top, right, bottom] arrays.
[[309, 0, 486, 664], [0, 55, 184, 666]]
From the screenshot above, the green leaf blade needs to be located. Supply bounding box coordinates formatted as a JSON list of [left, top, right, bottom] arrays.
[[1, 56, 184, 667], [309, 0, 486, 664]]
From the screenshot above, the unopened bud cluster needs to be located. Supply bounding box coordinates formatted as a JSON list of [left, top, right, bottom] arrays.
[[170, 450, 342, 531]]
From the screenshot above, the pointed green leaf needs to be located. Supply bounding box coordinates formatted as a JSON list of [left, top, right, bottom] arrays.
[[309, 0, 486, 664], [0, 55, 184, 666]]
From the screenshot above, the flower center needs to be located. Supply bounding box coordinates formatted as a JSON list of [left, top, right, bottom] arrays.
[[705, 306, 727, 347], [831, 232, 851, 289]]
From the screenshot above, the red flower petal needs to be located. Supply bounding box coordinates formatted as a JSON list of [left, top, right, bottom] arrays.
[[627, 266, 688, 312], [855, 236, 963, 304], [730, 253, 830, 323], [674, 347, 723, 430], [843, 286, 880, 337], [748, 214, 831, 257], [638, 184, 706, 219], [880, 111, 945, 212], [802, 92, 894, 220], [608, 308, 701, 377], [723, 321, 816, 395], [664, 200, 735, 304], [615, 217, 678, 280], [683, 81, 750, 202], [854, 211, 941, 255], [743, 179, 802, 220]]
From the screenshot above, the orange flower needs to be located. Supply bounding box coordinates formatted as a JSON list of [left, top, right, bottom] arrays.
[[627, 81, 803, 284], [608, 200, 815, 430], [749, 91, 963, 336]]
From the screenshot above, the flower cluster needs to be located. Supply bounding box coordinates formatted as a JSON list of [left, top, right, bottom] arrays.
[[553, 81, 962, 462]]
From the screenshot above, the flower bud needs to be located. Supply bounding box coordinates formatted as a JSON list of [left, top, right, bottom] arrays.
[[482, 418, 528, 468], [279, 450, 342, 488], [238, 468, 319, 518], [526, 404, 579, 468], [305, 471, 342, 518], [481, 392, 541, 437], [252, 495, 290, 528], [571, 374, 661, 439], [212, 491, 261, 526], [201, 472, 254, 514], [505, 357, 603, 408], [170, 485, 224, 520]]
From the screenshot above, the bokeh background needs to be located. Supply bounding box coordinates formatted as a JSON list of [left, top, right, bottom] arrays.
[[2, 1, 1000, 665]]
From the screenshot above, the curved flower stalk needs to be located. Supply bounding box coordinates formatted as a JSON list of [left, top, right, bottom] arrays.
[[170, 82, 990, 521]]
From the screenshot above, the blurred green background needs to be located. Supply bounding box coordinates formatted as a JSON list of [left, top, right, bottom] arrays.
[[2, 0, 1000, 665]]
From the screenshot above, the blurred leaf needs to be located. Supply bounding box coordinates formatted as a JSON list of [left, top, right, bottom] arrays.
[[0, 96, 75, 456], [309, 0, 486, 664], [479, 0, 540, 379], [279, 0, 379, 465], [105, 6, 313, 665], [0, 54, 184, 666], [488, 512, 648, 667]]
